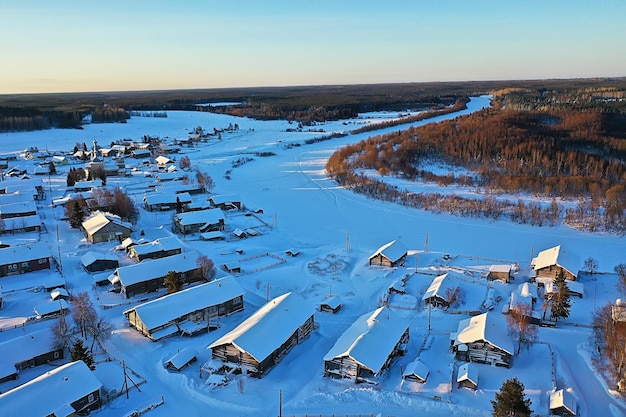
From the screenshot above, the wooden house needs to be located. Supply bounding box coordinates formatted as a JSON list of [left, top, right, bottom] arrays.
[[34, 299, 69, 319], [143, 191, 192, 211], [531, 245, 579, 281], [0, 242, 51, 277], [0, 201, 37, 219], [324, 307, 409, 383], [80, 251, 120, 272], [368, 240, 408, 267], [0, 329, 64, 383], [550, 389, 577, 416], [209, 194, 242, 211], [456, 362, 478, 390], [209, 292, 315, 378], [109, 252, 204, 298], [0, 214, 42, 234], [124, 276, 244, 340], [173, 208, 225, 234], [0, 361, 103, 416], [487, 264, 513, 283], [402, 359, 429, 383], [127, 236, 182, 262], [422, 273, 459, 309], [81, 211, 132, 243], [453, 312, 514, 367], [73, 179, 103, 192], [165, 347, 199, 371], [155, 172, 188, 182]]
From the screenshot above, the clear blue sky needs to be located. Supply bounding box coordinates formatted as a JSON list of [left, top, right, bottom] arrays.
[[1, 0, 625, 94]]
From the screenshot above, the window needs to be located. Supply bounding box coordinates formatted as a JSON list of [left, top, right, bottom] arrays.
[[38, 258, 47, 264], [22, 262, 29, 268], [88, 393, 95, 403], [54, 351, 60, 359], [8, 264, 17, 271]]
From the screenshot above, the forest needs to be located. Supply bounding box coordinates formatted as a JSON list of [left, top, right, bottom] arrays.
[[326, 87, 626, 234]]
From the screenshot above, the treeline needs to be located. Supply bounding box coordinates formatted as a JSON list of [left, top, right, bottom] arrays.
[[0, 106, 83, 132], [90, 106, 130, 123], [326, 106, 626, 234]]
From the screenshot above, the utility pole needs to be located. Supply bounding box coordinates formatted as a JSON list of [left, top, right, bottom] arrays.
[[346, 230, 350, 252]]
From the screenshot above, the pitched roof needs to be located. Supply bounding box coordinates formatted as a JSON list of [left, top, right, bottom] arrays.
[[0, 361, 102, 417], [550, 389, 577, 415], [0, 329, 57, 380], [110, 252, 201, 287], [455, 312, 514, 355], [129, 236, 182, 256], [531, 245, 579, 277], [166, 347, 199, 371], [0, 242, 51, 265], [124, 276, 244, 331], [323, 307, 409, 375], [174, 208, 224, 226], [369, 240, 408, 263], [80, 251, 119, 267], [403, 359, 429, 381], [457, 362, 478, 386], [209, 292, 314, 363], [422, 272, 459, 302], [81, 211, 132, 235]]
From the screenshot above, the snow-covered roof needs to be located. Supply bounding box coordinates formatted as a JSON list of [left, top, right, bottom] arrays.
[[34, 299, 69, 317], [369, 240, 408, 263], [0, 242, 51, 265], [210, 194, 241, 205], [0, 361, 102, 417], [1, 214, 42, 231], [156, 172, 187, 181], [81, 211, 132, 235], [200, 231, 226, 241], [73, 179, 103, 190], [143, 191, 192, 206], [403, 359, 429, 381], [209, 292, 314, 363], [80, 251, 118, 267], [455, 312, 514, 355], [124, 276, 244, 331], [0, 200, 37, 215], [0, 191, 30, 205], [111, 251, 201, 287], [517, 282, 538, 299], [323, 307, 410, 375], [0, 329, 58, 380], [50, 288, 69, 300], [174, 208, 224, 226], [422, 273, 457, 301], [165, 347, 199, 370], [457, 362, 478, 386], [531, 245, 579, 277], [155, 155, 173, 165], [320, 296, 342, 309], [129, 236, 182, 256], [550, 389, 577, 414], [489, 264, 512, 273]]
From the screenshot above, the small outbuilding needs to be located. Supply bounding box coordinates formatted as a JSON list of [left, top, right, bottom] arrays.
[[165, 347, 199, 371], [402, 359, 429, 383], [80, 251, 120, 272], [456, 362, 479, 390], [319, 296, 342, 314], [487, 264, 513, 283], [549, 389, 577, 416]]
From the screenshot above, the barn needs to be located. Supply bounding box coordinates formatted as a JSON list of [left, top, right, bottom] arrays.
[[0, 361, 103, 416], [323, 307, 409, 383], [124, 276, 245, 341], [209, 292, 315, 378], [368, 240, 408, 267], [487, 264, 513, 283], [422, 273, 459, 309], [453, 312, 514, 367], [109, 252, 204, 298]]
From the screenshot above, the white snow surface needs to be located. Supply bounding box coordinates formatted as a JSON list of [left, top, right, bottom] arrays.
[[0, 96, 624, 416]]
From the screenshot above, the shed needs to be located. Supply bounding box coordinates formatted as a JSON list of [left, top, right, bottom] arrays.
[[324, 307, 410, 383], [422, 273, 459, 309], [200, 231, 226, 241], [456, 362, 479, 390], [487, 264, 512, 283], [319, 296, 342, 314], [34, 299, 69, 318], [402, 359, 429, 383], [50, 287, 69, 301], [80, 251, 120, 272], [209, 194, 242, 210], [165, 347, 199, 371], [368, 240, 408, 267], [209, 292, 315, 378], [550, 389, 577, 416]]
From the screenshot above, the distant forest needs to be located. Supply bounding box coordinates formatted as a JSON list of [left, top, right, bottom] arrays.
[[326, 84, 626, 234]]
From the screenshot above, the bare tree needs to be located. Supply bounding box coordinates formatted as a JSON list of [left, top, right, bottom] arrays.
[[444, 286, 464, 309], [592, 303, 626, 391], [197, 254, 216, 281], [87, 316, 113, 352], [585, 257, 599, 275], [51, 309, 73, 350], [179, 155, 191, 170], [71, 292, 97, 338], [507, 302, 538, 354], [196, 170, 214, 193], [614, 263, 626, 294], [164, 271, 183, 294]]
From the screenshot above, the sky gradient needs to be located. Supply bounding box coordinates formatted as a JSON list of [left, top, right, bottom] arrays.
[[1, 0, 625, 94]]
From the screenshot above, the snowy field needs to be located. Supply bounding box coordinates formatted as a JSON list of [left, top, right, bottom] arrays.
[[0, 96, 625, 417]]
